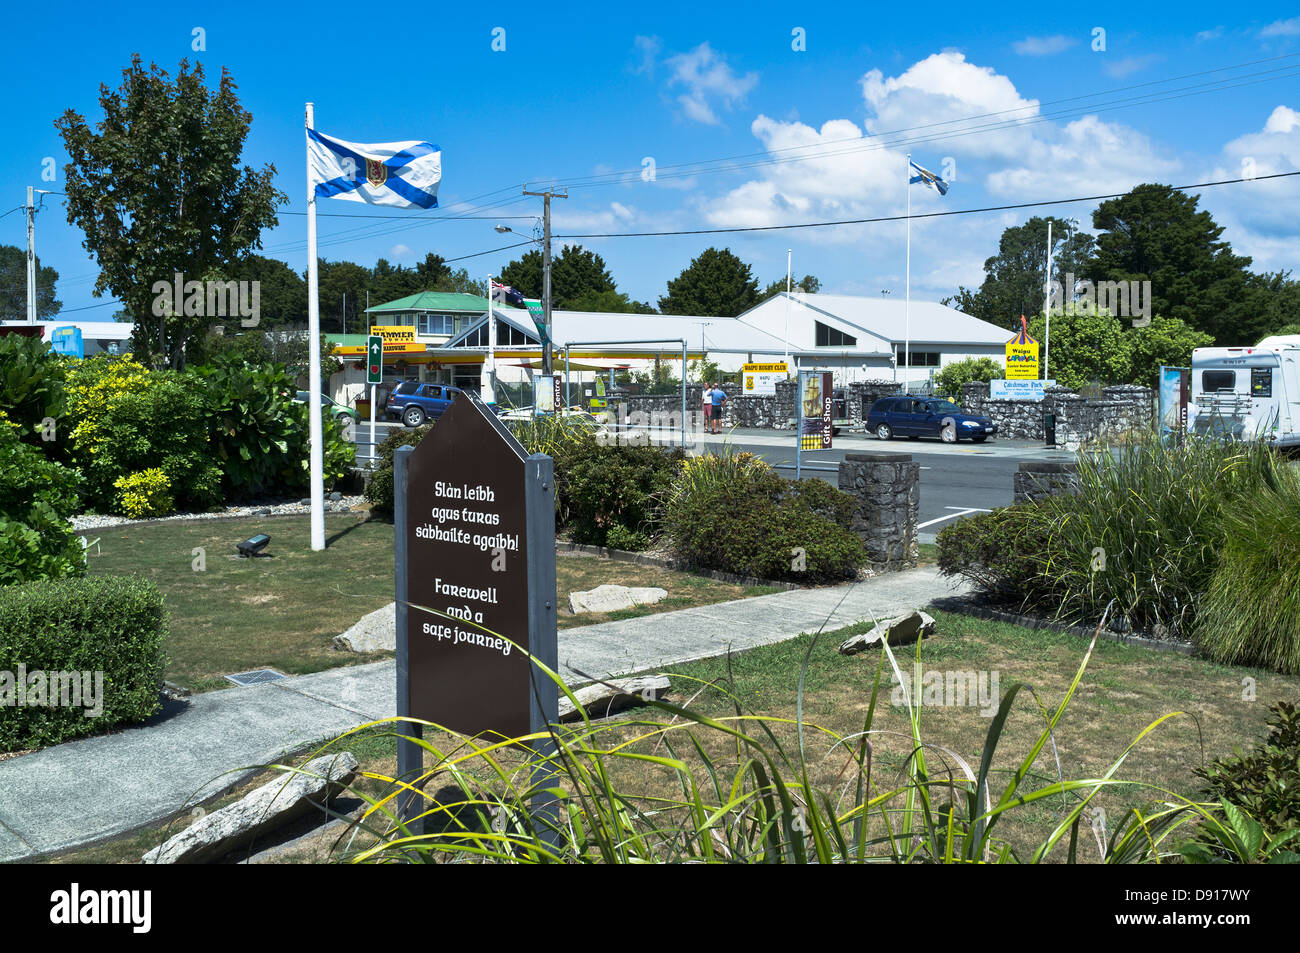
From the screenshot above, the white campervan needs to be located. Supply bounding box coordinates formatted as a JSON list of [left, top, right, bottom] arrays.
[[1189, 335, 1300, 447]]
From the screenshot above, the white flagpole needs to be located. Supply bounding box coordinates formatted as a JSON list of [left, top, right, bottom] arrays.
[[784, 248, 792, 366], [904, 153, 911, 390], [1044, 220, 1052, 379], [485, 277, 496, 403], [305, 103, 325, 551]]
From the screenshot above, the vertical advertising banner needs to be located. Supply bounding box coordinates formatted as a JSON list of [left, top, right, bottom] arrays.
[[1159, 366, 1191, 445], [798, 371, 834, 450], [534, 374, 555, 414]]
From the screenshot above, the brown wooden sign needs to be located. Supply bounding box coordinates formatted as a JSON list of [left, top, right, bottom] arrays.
[[397, 392, 556, 740]]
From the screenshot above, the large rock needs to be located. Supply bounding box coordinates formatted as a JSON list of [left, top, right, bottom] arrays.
[[558, 676, 670, 721], [569, 585, 668, 615], [334, 602, 396, 652], [143, 752, 358, 864], [838, 610, 936, 655]]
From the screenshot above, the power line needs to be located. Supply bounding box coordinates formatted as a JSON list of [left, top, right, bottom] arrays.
[[554, 171, 1300, 239], [558, 64, 1300, 191]]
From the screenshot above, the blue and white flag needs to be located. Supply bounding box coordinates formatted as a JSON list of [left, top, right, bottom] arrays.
[[308, 130, 441, 209], [908, 160, 949, 196]]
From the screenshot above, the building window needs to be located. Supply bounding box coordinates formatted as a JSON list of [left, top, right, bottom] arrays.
[[894, 347, 940, 367], [418, 313, 456, 336], [814, 320, 857, 347]]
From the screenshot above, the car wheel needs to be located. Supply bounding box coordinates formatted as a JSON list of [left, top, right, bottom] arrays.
[[875, 423, 893, 440], [403, 406, 426, 427], [941, 424, 957, 443]]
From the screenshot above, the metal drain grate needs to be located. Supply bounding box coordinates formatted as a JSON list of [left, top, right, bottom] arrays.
[[225, 669, 287, 687]]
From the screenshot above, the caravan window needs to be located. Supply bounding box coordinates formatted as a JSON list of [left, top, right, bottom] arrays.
[[1202, 370, 1236, 392]]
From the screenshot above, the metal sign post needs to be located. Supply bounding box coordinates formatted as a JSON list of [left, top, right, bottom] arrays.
[[393, 391, 558, 840], [367, 334, 383, 464]]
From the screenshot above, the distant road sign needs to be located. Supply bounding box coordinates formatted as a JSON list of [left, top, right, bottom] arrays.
[[367, 335, 384, 384]]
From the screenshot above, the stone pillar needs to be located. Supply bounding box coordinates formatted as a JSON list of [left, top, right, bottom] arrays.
[[837, 452, 920, 571], [1013, 461, 1081, 503], [775, 378, 797, 429], [961, 380, 990, 415]]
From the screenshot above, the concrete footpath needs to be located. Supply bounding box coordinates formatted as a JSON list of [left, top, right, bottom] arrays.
[[0, 566, 968, 862]]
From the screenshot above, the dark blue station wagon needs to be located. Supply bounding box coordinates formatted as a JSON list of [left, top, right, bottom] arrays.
[[866, 397, 997, 443], [386, 382, 463, 427]]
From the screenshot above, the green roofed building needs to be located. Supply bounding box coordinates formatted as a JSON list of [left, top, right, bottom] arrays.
[[364, 292, 492, 342]]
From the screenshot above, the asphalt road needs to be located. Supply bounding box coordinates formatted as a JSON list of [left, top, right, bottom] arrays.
[[353, 421, 1077, 540], [711, 430, 1073, 538]]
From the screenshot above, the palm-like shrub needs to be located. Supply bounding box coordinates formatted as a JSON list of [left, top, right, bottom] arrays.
[[1042, 434, 1281, 634], [1193, 467, 1300, 672]]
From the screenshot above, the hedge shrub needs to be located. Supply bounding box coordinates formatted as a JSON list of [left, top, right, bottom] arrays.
[[113, 468, 175, 520], [0, 576, 167, 752], [0, 333, 66, 446], [565, 444, 684, 548], [0, 412, 84, 586], [365, 423, 434, 517], [664, 452, 864, 582], [193, 358, 354, 499], [1194, 701, 1300, 845], [935, 501, 1063, 608]]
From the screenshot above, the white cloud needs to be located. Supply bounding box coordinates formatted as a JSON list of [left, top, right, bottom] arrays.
[[1201, 104, 1300, 271], [1102, 54, 1161, 78], [1012, 35, 1074, 56], [702, 52, 1179, 240], [664, 42, 758, 126], [1195, 27, 1224, 42], [1264, 104, 1300, 133], [555, 202, 643, 231], [985, 114, 1180, 197], [1260, 17, 1300, 38], [389, 244, 413, 259], [631, 35, 661, 76], [861, 52, 1040, 159]]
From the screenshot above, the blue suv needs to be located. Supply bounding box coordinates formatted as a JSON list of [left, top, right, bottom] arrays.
[[386, 382, 463, 426], [866, 396, 997, 443]]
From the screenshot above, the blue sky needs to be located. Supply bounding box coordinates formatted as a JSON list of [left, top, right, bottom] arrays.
[[3, 1, 1298, 321]]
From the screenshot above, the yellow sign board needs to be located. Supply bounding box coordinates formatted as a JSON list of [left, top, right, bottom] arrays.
[[742, 361, 789, 395], [370, 325, 416, 342], [1005, 330, 1040, 381]]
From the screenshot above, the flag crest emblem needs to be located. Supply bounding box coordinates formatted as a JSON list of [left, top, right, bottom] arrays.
[[365, 158, 387, 188]]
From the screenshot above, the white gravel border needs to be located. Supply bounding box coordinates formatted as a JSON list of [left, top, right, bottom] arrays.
[[69, 496, 368, 532]]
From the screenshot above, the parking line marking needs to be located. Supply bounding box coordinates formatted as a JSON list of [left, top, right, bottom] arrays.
[[917, 507, 991, 529]]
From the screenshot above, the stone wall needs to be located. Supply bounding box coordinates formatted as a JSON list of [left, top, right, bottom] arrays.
[[849, 380, 905, 428], [1013, 462, 1082, 504], [960, 381, 1154, 448], [837, 452, 919, 571]]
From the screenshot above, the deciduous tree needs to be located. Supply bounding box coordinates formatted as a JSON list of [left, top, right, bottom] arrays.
[[55, 56, 286, 369]]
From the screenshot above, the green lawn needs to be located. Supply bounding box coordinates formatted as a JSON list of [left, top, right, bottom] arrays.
[[87, 514, 775, 692], [53, 607, 1300, 864]]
